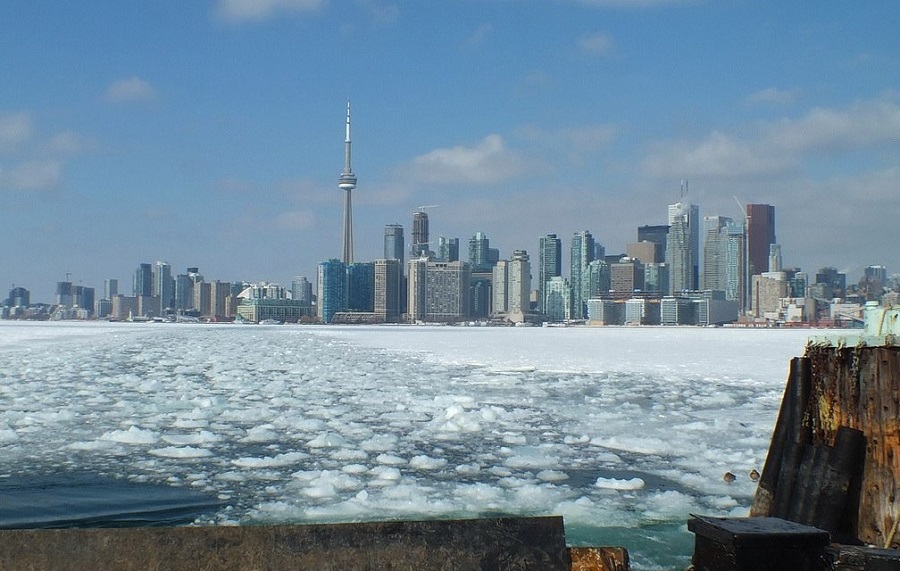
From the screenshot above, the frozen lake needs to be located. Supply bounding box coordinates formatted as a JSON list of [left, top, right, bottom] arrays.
[[0, 321, 813, 570]]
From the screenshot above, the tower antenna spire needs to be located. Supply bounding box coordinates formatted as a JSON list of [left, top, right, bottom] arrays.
[[338, 100, 358, 264]]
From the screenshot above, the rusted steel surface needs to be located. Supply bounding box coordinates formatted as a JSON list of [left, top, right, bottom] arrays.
[[568, 547, 629, 571], [805, 345, 900, 547]]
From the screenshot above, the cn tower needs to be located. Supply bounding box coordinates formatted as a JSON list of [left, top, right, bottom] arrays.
[[338, 100, 357, 264]]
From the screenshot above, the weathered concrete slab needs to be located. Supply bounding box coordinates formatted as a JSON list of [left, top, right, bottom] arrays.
[[0, 516, 570, 571], [688, 516, 829, 571]]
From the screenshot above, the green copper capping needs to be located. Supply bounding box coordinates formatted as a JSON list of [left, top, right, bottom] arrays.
[[808, 302, 900, 348]]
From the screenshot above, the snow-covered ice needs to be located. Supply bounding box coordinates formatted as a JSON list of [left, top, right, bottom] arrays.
[[0, 321, 813, 570]]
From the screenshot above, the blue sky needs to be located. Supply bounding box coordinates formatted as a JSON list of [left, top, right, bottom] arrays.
[[2, 1, 898, 302]]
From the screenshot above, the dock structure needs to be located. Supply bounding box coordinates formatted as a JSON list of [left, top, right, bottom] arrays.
[[0, 516, 629, 571]]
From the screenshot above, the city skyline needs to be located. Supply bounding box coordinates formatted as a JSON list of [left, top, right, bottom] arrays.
[[2, 2, 899, 301]]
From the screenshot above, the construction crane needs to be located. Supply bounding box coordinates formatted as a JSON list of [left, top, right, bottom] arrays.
[[416, 204, 439, 211]]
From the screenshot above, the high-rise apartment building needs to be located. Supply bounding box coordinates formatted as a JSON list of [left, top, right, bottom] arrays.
[[508, 250, 531, 314], [153, 261, 175, 311], [570, 231, 595, 320], [544, 276, 572, 322], [133, 263, 152, 297], [291, 275, 313, 305], [317, 259, 347, 323], [347, 262, 375, 312], [407, 259, 470, 323], [746, 204, 775, 277], [538, 234, 561, 313], [492, 260, 509, 314], [723, 221, 746, 309], [666, 202, 699, 293], [384, 224, 404, 264], [374, 259, 402, 322]]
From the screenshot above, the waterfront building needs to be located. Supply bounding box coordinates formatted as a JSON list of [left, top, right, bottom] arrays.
[[291, 275, 313, 305], [587, 298, 623, 325], [470, 272, 492, 318], [347, 262, 375, 312], [538, 234, 561, 313], [746, 204, 775, 277], [661, 296, 695, 325], [625, 297, 660, 325], [544, 276, 572, 322], [571, 231, 595, 320], [411, 211, 429, 257], [374, 258, 402, 322], [55, 281, 73, 308], [153, 261, 175, 311], [666, 202, 699, 293], [317, 259, 347, 324], [6, 287, 30, 308], [508, 250, 531, 314], [407, 260, 470, 323], [338, 101, 357, 264], [384, 224, 404, 264], [103, 279, 118, 300], [111, 295, 139, 320], [208, 280, 231, 318], [751, 271, 788, 319], [133, 263, 152, 297], [492, 260, 509, 315]]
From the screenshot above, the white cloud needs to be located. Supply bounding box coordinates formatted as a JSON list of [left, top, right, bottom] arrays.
[[579, 32, 615, 57], [0, 160, 62, 191], [0, 112, 34, 152], [276, 210, 316, 230], [105, 77, 156, 103], [404, 134, 529, 185], [47, 131, 95, 156], [216, 0, 325, 23], [462, 23, 493, 50], [747, 87, 799, 106], [644, 96, 900, 180]]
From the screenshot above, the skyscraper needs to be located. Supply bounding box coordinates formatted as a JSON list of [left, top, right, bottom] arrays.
[[507, 250, 531, 314], [374, 259, 402, 323], [384, 224, 404, 264], [153, 261, 174, 310], [437, 236, 459, 262], [570, 230, 595, 319], [468, 232, 491, 272], [538, 234, 561, 313], [666, 202, 699, 293], [701, 216, 731, 293], [133, 263, 152, 297], [411, 211, 429, 257], [637, 225, 669, 263], [317, 259, 347, 323], [338, 101, 357, 264], [746, 204, 775, 277]]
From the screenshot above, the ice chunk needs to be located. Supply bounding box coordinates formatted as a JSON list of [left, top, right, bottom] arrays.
[[101, 425, 159, 444], [594, 477, 645, 491], [148, 446, 214, 458]]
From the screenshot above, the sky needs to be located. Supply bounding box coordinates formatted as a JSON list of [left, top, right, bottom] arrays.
[[1, 1, 898, 302]]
